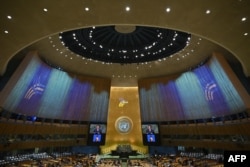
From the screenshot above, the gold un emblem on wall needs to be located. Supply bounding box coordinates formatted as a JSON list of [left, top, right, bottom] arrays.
[[115, 116, 133, 134]]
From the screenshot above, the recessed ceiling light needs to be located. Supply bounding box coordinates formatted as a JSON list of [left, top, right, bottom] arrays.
[[125, 6, 130, 11], [85, 7, 89, 11], [166, 7, 171, 13], [4, 30, 9, 34], [244, 32, 248, 36], [43, 8, 48, 12], [206, 10, 211, 14], [7, 15, 12, 19], [241, 17, 247, 22]]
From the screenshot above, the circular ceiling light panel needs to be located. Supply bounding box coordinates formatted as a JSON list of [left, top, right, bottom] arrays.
[[60, 25, 191, 64]]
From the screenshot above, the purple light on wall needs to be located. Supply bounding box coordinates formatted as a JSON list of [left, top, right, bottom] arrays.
[[15, 63, 51, 116], [158, 81, 185, 121], [62, 78, 91, 121], [194, 65, 230, 116]]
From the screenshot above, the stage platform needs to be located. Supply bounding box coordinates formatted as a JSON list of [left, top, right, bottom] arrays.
[[97, 153, 149, 161]]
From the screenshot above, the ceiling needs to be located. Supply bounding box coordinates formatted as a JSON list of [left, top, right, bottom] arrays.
[[59, 26, 191, 64], [0, 0, 250, 86]]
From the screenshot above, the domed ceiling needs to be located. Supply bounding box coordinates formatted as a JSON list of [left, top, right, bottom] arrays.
[[60, 26, 191, 64], [0, 0, 249, 86]]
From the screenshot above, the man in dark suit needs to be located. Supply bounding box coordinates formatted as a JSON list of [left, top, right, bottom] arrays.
[[93, 125, 102, 134], [146, 125, 155, 134]]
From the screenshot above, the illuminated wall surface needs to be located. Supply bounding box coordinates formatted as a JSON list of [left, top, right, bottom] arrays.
[[139, 55, 248, 122], [0, 54, 110, 122], [0, 53, 248, 123]]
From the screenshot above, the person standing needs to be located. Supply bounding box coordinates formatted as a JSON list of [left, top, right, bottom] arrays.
[[146, 125, 155, 134], [93, 125, 102, 134]]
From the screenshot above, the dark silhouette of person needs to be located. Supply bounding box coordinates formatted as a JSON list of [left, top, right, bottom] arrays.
[[146, 125, 155, 134], [93, 125, 102, 134]]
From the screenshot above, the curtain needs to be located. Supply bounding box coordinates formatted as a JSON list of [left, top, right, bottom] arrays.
[[0, 54, 110, 122], [139, 56, 246, 122]]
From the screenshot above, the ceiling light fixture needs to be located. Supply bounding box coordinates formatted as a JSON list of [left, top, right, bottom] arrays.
[[206, 10, 211, 14], [241, 17, 247, 22], [166, 7, 171, 13]]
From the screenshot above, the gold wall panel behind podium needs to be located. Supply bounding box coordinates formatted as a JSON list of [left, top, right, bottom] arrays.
[[101, 87, 148, 154]]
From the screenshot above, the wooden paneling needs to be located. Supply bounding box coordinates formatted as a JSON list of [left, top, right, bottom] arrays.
[[0, 121, 88, 151], [0, 139, 87, 152], [161, 138, 250, 151], [160, 121, 250, 136], [159, 121, 250, 150], [0, 122, 88, 135]]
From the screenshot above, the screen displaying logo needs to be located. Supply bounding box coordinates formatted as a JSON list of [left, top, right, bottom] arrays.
[[93, 134, 102, 142], [147, 134, 155, 142]]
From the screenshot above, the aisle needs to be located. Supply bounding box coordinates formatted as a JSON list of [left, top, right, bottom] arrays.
[[121, 162, 127, 167]]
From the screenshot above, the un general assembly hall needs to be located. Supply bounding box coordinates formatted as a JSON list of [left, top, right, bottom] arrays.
[[0, 1, 250, 166]]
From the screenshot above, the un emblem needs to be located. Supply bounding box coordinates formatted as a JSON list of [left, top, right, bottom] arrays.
[[115, 116, 133, 134]]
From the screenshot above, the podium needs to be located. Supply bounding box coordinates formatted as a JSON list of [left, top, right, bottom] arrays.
[[111, 144, 138, 158]]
